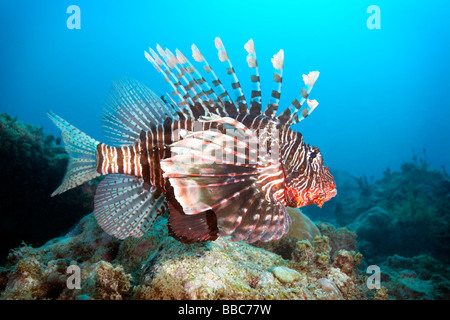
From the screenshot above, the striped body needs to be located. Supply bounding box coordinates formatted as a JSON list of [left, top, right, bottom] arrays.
[[96, 114, 298, 199], [96, 142, 142, 177], [94, 111, 335, 211]]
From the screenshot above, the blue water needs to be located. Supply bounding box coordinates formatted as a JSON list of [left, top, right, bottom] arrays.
[[1, 0, 449, 178]]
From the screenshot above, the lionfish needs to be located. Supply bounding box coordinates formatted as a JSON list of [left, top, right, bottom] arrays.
[[49, 38, 337, 244]]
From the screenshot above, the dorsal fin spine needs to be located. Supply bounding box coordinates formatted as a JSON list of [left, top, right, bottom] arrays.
[[109, 81, 148, 131], [264, 50, 284, 118], [164, 47, 219, 118], [191, 44, 234, 109], [145, 51, 186, 107], [278, 71, 320, 124], [102, 78, 176, 145], [176, 48, 220, 104], [149, 47, 195, 113], [215, 37, 248, 114], [175, 48, 220, 115], [102, 109, 139, 145], [163, 48, 202, 105], [244, 39, 262, 114], [170, 48, 216, 116], [147, 39, 321, 126], [116, 79, 158, 126]]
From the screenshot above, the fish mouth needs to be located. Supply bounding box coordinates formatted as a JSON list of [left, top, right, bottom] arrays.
[[285, 169, 337, 208], [298, 183, 337, 208]]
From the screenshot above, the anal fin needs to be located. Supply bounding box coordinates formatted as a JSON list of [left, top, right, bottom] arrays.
[[94, 174, 168, 239]]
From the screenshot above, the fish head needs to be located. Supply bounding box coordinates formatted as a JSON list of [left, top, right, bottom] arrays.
[[284, 145, 337, 208]]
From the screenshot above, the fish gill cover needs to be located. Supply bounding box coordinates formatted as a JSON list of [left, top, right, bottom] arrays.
[[0, 1, 449, 301]]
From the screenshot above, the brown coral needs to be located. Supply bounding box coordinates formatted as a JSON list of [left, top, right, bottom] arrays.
[[93, 262, 132, 300], [332, 249, 362, 275]]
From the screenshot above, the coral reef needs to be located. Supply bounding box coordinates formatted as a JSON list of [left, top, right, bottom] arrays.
[[0, 213, 368, 300], [0, 113, 98, 263], [377, 254, 450, 300], [60, 261, 132, 300], [347, 206, 405, 263], [329, 158, 450, 300], [1, 214, 122, 300], [316, 222, 357, 258], [252, 208, 321, 259], [334, 160, 450, 264]]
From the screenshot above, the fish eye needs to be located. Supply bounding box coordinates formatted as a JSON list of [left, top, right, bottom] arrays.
[[310, 151, 317, 159]]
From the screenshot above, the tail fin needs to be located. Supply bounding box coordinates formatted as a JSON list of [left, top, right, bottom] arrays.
[[48, 111, 101, 196]]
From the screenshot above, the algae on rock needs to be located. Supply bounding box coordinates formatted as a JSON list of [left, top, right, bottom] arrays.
[[0, 212, 368, 300]]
